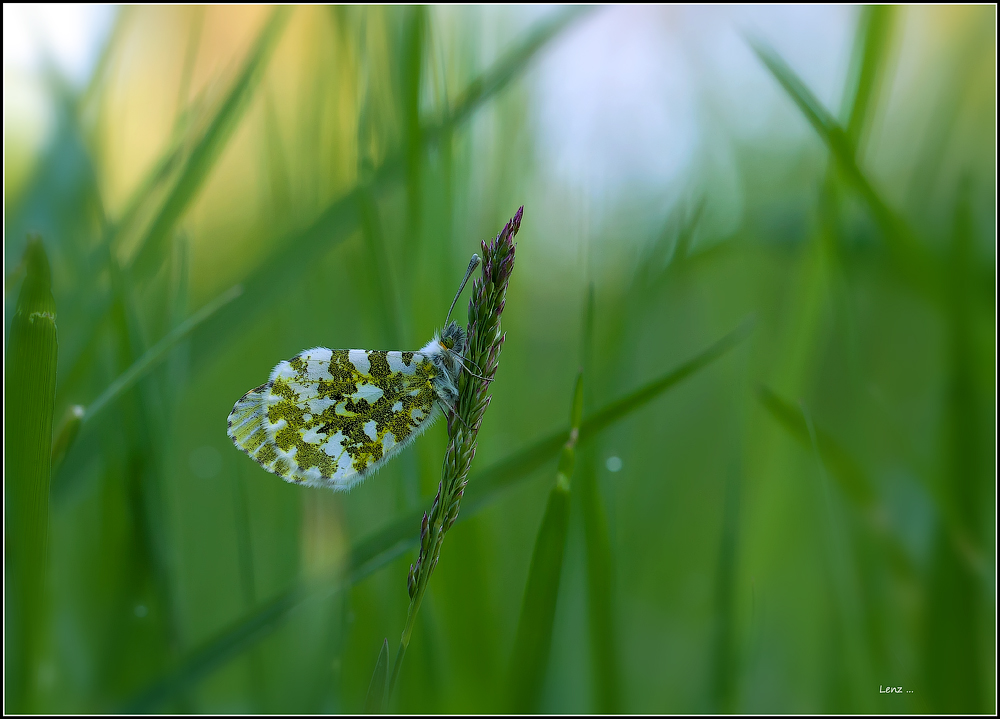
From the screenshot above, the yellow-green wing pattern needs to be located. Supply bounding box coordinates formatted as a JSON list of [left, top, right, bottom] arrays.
[[227, 347, 441, 489]]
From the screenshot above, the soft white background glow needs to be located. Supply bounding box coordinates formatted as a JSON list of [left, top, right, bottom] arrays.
[[3, 3, 115, 86], [533, 5, 854, 205]]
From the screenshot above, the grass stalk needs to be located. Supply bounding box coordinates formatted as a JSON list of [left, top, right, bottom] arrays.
[[748, 36, 938, 301], [385, 208, 522, 702], [364, 639, 390, 714], [577, 282, 621, 713], [4, 237, 59, 713], [82, 285, 243, 423], [123, 317, 750, 711], [505, 372, 584, 713], [188, 7, 589, 369], [921, 179, 986, 713], [127, 6, 292, 279], [756, 385, 918, 579]]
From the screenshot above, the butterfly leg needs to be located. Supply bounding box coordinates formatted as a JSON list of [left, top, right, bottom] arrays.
[[436, 397, 473, 432]]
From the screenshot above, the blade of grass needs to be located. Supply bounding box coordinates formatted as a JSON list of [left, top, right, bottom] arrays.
[[577, 281, 621, 713], [100, 240, 194, 706], [56, 8, 286, 400], [748, 37, 938, 302], [188, 7, 592, 368], [364, 639, 390, 714], [707, 458, 742, 712], [175, 6, 206, 120], [50, 404, 85, 471], [577, 456, 620, 713], [402, 5, 426, 269], [756, 385, 875, 509], [842, 6, 894, 146], [78, 6, 130, 111], [921, 179, 987, 713], [122, 319, 752, 711], [164, 233, 192, 420], [506, 373, 583, 713], [357, 187, 402, 347], [755, 384, 918, 580], [81, 284, 244, 424], [434, 6, 592, 135], [801, 401, 873, 711], [50, 283, 245, 484], [4, 237, 59, 713], [127, 6, 292, 279]]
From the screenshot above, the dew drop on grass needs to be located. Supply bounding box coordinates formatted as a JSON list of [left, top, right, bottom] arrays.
[[606, 456, 623, 472]]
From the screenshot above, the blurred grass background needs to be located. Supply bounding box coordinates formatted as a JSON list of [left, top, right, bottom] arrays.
[[3, 4, 995, 713]]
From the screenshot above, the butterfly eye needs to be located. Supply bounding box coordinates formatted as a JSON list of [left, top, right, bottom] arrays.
[[441, 336, 455, 350]]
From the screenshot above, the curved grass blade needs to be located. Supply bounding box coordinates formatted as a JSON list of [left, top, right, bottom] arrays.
[[50, 404, 85, 473], [82, 284, 244, 423], [577, 454, 620, 713], [748, 37, 938, 301], [577, 281, 621, 713], [127, 6, 292, 279], [50, 283, 245, 493], [922, 181, 989, 713], [755, 384, 926, 583], [189, 7, 592, 367], [506, 373, 583, 713], [433, 6, 592, 135], [56, 8, 291, 400], [4, 237, 58, 713], [122, 320, 751, 711], [707, 457, 742, 712], [364, 638, 390, 714], [756, 385, 875, 508], [842, 6, 894, 145]]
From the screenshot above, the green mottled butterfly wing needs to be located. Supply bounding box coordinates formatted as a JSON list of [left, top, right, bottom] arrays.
[[228, 347, 441, 490]]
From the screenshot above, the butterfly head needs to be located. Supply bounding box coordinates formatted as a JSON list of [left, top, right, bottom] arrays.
[[418, 322, 466, 412], [438, 321, 466, 354]]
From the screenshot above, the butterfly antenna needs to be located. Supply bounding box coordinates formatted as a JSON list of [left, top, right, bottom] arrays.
[[445, 254, 481, 326]]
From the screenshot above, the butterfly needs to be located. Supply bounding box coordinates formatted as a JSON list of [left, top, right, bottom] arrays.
[[227, 255, 482, 490]]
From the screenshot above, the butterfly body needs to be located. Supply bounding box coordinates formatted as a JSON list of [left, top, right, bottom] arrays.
[[227, 322, 466, 490]]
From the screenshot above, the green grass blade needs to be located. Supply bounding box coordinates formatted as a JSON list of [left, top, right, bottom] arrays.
[[123, 587, 307, 713], [81, 284, 244, 423], [50, 404, 85, 474], [578, 455, 620, 713], [756, 385, 875, 509], [506, 486, 571, 713], [707, 460, 741, 712], [755, 384, 918, 580], [435, 6, 591, 134], [842, 6, 894, 145], [127, 6, 292, 279], [576, 279, 621, 713], [122, 324, 747, 709], [189, 7, 590, 366], [358, 187, 402, 347], [748, 38, 840, 139], [748, 37, 937, 300], [922, 180, 988, 713], [506, 373, 583, 712], [4, 237, 58, 713], [402, 6, 426, 266], [78, 6, 130, 110], [578, 317, 754, 443], [364, 638, 390, 714]]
